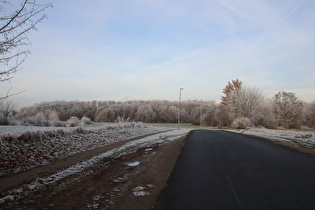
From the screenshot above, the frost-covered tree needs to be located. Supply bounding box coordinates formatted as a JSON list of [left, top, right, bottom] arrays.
[[158, 105, 170, 122], [135, 104, 156, 123], [16, 99, 221, 125], [304, 101, 315, 129], [29, 112, 45, 126], [48, 110, 60, 125], [121, 102, 138, 121], [180, 108, 190, 123], [220, 79, 242, 127], [231, 117, 251, 129], [214, 104, 230, 128], [37, 102, 54, 126], [221, 79, 242, 106], [229, 85, 264, 119], [94, 106, 116, 122], [158, 105, 178, 123], [202, 102, 218, 126], [250, 98, 276, 128], [191, 102, 214, 125], [273, 91, 303, 129], [0, 0, 52, 98], [221, 79, 264, 128], [0, 99, 16, 124]]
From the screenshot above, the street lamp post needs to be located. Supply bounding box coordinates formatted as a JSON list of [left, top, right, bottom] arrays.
[[178, 88, 184, 129]]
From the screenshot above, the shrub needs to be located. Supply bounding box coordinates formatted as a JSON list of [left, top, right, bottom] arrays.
[[27, 112, 45, 126], [80, 116, 92, 125], [231, 117, 251, 129], [48, 111, 61, 126], [66, 116, 80, 127], [20, 110, 63, 127], [73, 126, 85, 133], [54, 121, 66, 127]]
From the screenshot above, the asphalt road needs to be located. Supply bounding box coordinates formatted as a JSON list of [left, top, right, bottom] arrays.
[[154, 130, 315, 210]]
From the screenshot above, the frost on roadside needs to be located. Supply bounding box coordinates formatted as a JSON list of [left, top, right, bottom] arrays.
[[229, 128, 315, 149], [0, 123, 168, 177], [0, 129, 189, 204]]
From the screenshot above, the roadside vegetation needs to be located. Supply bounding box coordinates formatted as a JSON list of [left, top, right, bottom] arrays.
[[0, 127, 189, 208], [1, 79, 313, 130], [0, 121, 167, 177]]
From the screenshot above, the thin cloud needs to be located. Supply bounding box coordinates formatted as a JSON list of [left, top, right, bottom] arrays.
[[5, 0, 315, 106]]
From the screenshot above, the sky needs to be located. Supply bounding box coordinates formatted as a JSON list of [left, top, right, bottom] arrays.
[[3, 0, 315, 107]]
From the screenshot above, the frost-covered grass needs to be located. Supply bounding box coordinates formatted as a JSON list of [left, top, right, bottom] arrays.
[[228, 128, 315, 149], [0, 125, 75, 135], [0, 129, 190, 204], [0, 122, 116, 135], [148, 123, 207, 129], [0, 122, 168, 177]]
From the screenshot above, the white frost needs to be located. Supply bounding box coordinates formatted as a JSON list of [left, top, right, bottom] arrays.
[[228, 128, 315, 148], [0, 128, 190, 203], [0, 123, 169, 176], [125, 161, 141, 167], [133, 191, 150, 196]]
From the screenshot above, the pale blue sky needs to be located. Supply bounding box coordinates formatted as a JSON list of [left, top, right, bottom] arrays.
[[5, 0, 315, 106]]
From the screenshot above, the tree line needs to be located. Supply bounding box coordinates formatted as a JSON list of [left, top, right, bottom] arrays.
[[13, 99, 217, 126], [1, 79, 313, 129]]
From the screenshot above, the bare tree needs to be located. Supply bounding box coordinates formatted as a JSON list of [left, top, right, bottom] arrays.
[[0, 0, 52, 98]]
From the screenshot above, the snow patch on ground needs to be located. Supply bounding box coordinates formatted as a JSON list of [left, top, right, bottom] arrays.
[[228, 128, 315, 149], [125, 161, 141, 167]]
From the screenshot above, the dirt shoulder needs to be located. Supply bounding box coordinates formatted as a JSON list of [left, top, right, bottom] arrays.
[[1, 133, 187, 209], [114, 135, 186, 210], [46, 135, 187, 210]]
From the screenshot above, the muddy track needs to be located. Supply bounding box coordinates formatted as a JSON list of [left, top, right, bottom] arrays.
[[1, 133, 187, 209]]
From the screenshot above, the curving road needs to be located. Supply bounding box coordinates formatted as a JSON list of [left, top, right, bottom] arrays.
[[155, 130, 315, 210]]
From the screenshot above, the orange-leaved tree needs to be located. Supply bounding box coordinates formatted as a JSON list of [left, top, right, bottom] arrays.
[[220, 79, 242, 127]]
